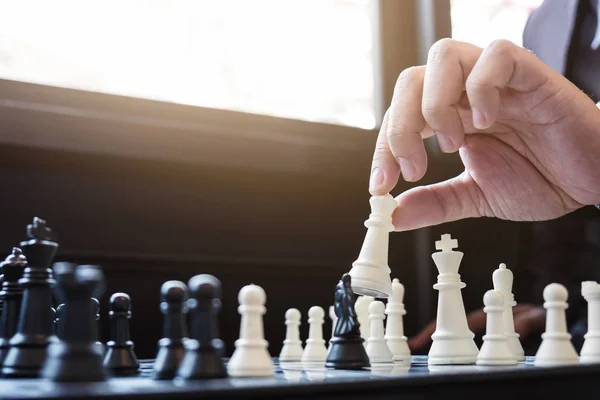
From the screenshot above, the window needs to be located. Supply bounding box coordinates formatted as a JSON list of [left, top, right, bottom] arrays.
[[0, 0, 377, 129], [450, 0, 543, 47]]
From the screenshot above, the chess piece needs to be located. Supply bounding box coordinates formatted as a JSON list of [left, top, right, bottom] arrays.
[[0, 248, 27, 366], [384, 279, 410, 362], [492, 263, 525, 361], [279, 308, 303, 362], [177, 274, 227, 379], [41, 263, 106, 382], [0, 275, 4, 317], [348, 194, 396, 298], [328, 305, 337, 352], [428, 234, 478, 365], [2, 217, 59, 378], [325, 273, 370, 370], [211, 295, 225, 359], [302, 306, 327, 363], [55, 304, 66, 339], [103, 292, 141, 375], [91, 298, 102, 352], [534, 283, 579, 366], [227, 284, 274, 377], [476, 290, 518, 366], [580, 281, 600, 363], [153, 280, 188, 380], [366, 301, 393, 364], [354, 295, 374, 349]]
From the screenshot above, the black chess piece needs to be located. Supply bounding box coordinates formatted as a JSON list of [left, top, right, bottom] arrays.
[[0, 248, 27, 366], [153, 280, 188, 380], [325, 273, 370, 370], [103, 292, 140, 376], [41, 263, 106, 382], [211, 297, 225, 358], [91, 297, 103, 351], [176, 274, 227, 379], [0, 274, 5, 316], [2, 217, 58, 378]]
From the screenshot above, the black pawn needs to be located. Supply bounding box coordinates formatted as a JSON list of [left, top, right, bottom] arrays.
[[41, 263, 106, 382], [2, 217, 58, 378], [103, 292, 140, 376], [153, 280, 188, 380], [0, 248, 27, 366], [91, 298, 102, 351], [176, 274, 226, 379], [325, 273, 370, 370]]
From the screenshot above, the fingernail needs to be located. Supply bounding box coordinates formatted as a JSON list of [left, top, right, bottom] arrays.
[[398, 158, 415, 181], [472, 107, 487, 129], [369, 167, 384, 192], [436, 134, 455, 153]]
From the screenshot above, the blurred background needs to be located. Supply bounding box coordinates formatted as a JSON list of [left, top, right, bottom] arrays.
[[0, 0, 550, 358]]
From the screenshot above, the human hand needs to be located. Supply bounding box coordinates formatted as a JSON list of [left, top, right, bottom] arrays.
[[407, 304, 546, 352], [369, 39, 600, 231]]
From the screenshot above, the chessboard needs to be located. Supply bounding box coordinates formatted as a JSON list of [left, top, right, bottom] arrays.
[[0, 356, 598, 399]]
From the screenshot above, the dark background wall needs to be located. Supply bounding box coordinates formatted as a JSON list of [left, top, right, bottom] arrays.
[[0, 81, 524, 359]]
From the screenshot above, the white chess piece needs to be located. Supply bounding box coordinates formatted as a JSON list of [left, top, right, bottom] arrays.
[[476, 290, 518, 366], [227, 284, 275, 377], [279, 308, 303, 362], [328, 305, 337, 352], [348, 194, 396, 298], [580, 281, 600, 363], [354, 295, 374, 348], [301, 306, 328, 363], [366, 301, 394, 363], [492, 263, 525, 361], [534, 283, 579, 366], [428, 234, 479, 365], [385, 278, 411, 362]]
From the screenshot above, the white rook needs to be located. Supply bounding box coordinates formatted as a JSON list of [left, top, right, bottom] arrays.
[[428, 234, 478, 365], [348, 194, 396, 298], [580, 281, 600, 363]]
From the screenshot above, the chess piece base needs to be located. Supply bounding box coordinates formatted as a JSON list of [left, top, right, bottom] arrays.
[[153, 340, 185, 380], [534, 336, 579, 366], [1, 333, 54, 378], [580, 334, 600, 364], [41, 341, 106, 382], [279, 340, 303, 362], [227, 343, 274, 377], [347, 271, 391, 299], [428, 336, 479, 365], [103, 344, 141, 376], [177, 342, 227, 379], [325, 335, 370, 370], [506, 334, 525, 361]]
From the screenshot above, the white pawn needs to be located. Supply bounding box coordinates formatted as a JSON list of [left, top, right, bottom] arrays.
[[301, 306, 328, 363], [534, 283, 579, 366], [580, 281, 600, 363], [366, 301, 394, 363], [279, 308, 303, 362], [328, 305, 337, 352], [227, 284, 275, 377], [492, 263, 525, 361], [355, 295, 374, 348], [385, 278, 411, 362], [476, 290, 518, 366]]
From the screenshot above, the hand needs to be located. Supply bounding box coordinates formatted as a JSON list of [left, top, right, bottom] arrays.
[[407, 304, 546, 352], [369, 39, 600, 231]]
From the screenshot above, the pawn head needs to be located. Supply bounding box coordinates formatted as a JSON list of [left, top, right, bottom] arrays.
[[483, 290, 504, 307], [392, 278, 404, 300], [285, 308, 301, 321], [308, 306, 324, 320], [110, 292, 131, 312], [238, 284, 266, 306], [188, 274, 221, 300], [161, 280, 188, 304], [543, 283, 568, 302], [369, 300, 386, 315]]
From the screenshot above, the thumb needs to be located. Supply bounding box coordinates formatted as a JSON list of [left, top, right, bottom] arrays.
[[392, 170, 489, 231]]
